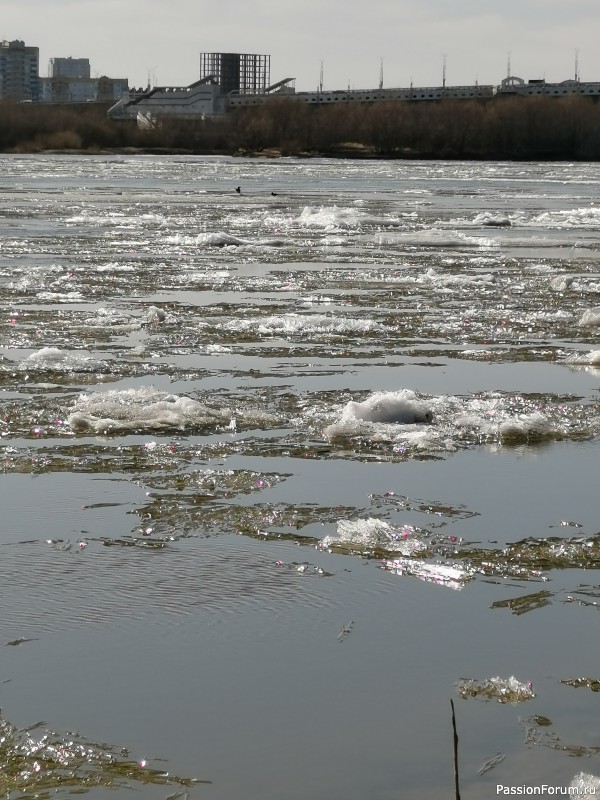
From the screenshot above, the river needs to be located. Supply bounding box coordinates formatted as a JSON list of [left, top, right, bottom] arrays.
[[1, 154, 600, 798]]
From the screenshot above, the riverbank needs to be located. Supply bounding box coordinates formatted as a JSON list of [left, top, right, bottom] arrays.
[[2, 94, 600, 160], [20, 143, 412, 159]]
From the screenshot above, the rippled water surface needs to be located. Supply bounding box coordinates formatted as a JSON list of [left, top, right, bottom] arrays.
[[2, 154, 600, 798]]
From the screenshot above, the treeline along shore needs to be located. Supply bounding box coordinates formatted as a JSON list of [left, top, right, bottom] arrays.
[[2, 94, 600, 160]]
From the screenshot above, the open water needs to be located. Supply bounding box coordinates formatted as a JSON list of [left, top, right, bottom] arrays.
[[1, 154, 600, 798]]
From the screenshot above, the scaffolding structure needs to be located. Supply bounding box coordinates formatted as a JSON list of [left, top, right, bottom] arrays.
[[200, 52, 270, 95]]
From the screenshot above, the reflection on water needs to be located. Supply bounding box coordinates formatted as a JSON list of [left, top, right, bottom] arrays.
[[1, 155, 600, 798]]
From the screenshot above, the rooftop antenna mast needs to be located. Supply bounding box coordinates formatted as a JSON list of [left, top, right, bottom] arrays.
[[146, 66, 157, 88], [442, 54, 447, 88], [319, 60, 324, 93], [379, 58, 384, 90], [575, 48, 579, 81], [506, 52, 511, 79]]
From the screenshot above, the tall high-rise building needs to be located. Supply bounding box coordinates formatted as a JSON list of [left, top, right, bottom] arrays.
[[0, 39, 39, 101]]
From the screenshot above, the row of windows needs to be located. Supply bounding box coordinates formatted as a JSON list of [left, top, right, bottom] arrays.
[[229, 90, 492, 107]]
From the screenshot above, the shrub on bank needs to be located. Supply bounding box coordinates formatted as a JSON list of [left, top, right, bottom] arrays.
[[1, 95, 600, 159]]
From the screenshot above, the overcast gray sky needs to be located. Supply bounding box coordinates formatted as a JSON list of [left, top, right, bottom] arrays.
[[4, 0, 600, 91]]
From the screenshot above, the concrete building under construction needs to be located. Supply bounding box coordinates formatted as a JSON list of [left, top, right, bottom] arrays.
[[200, 52, 270, 95]]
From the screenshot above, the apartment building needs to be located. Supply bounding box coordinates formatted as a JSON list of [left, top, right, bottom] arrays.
[[49, 57, 91, 79], [0, 39, 39, 101], [39, 55, 128, 103]]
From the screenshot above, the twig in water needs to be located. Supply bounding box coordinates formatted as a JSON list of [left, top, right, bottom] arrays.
[[337, 621, 354, 642], [451, 698, 461, 800]]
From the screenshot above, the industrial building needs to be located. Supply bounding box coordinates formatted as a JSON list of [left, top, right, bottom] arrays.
[[108, 52, 294, 122], [107, 49, 600, 125], [108, 79, 225, 125], [0, 39, 39, 101]]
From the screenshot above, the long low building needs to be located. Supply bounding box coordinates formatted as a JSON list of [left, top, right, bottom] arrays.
[[227, 84, 496, 109], [108, 75, 600, 123], [498, 75, 600, 96]]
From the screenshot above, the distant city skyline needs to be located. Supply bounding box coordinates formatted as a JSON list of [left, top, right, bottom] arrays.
[[3, 0, 600, 92]]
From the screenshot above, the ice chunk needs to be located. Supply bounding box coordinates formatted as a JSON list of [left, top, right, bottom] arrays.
[[565, 349, 600, 366], [570, 773, 600, 794], [475, 213, 511, 228], [322, 518, 427, 556], [578, 307, 600, 328], [383, 557, 473, 590], [549, 274, 573, 292], [498, 412, 556, 443], [324, 389, 433, 440], [196, 232, 247, 247], [68, 386, 227, 434], [20, 347, 103, 373], [457, 676, 535, 703], [346, 395, 432, 425]]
